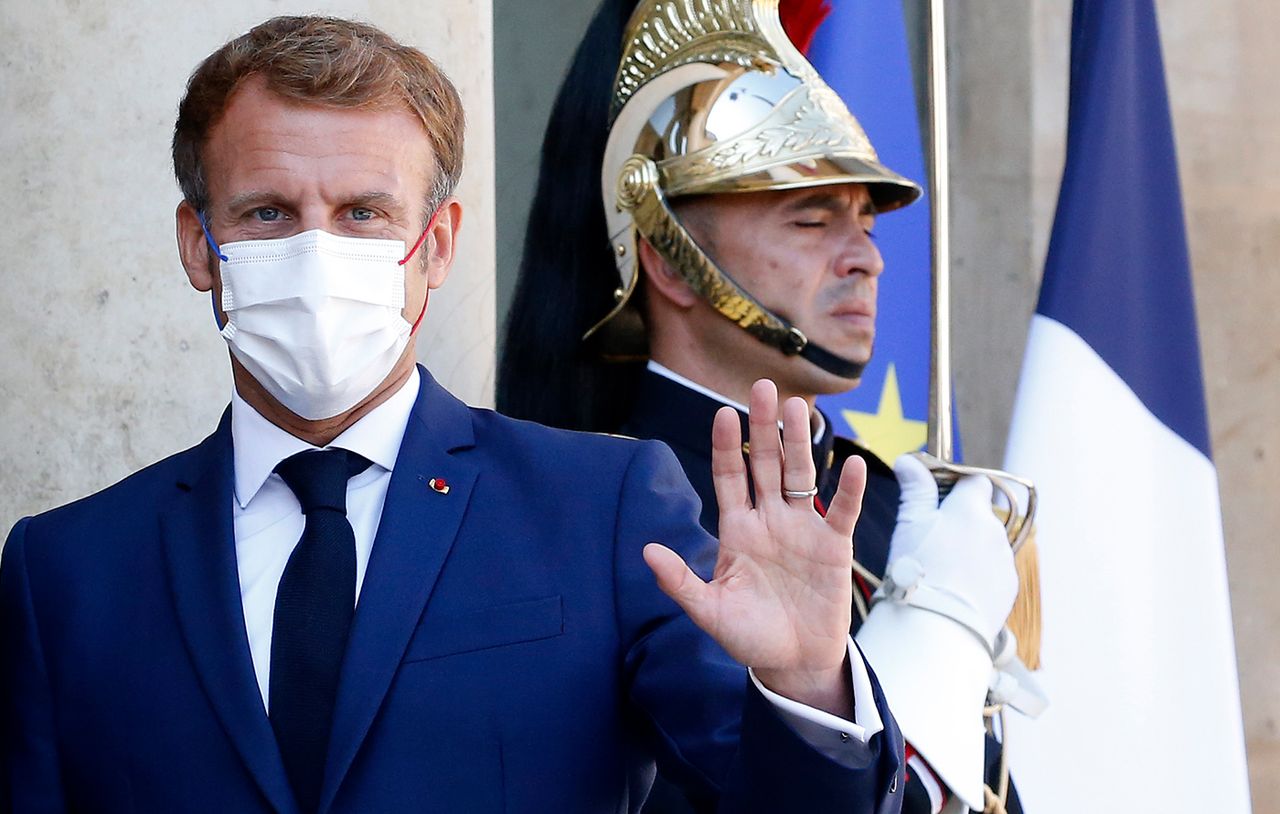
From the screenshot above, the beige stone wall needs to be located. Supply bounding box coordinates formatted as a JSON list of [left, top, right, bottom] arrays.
[[0, 0, 495, 529]]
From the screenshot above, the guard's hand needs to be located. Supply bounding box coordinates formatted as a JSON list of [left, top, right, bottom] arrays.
[[643, 379, 862, 717], [885, 454, 1017, 646]]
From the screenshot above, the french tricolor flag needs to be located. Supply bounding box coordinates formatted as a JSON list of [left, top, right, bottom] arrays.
[[1002, 1, 1252, 811]]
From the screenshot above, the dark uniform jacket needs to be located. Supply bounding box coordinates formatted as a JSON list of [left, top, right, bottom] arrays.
[[622, 369, 1022, 814]]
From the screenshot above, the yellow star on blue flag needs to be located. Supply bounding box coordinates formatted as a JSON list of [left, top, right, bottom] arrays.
[[841, 364, 927, 463]]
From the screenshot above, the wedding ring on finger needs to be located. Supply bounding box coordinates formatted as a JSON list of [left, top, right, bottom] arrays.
[[782, 485, 819, 500]]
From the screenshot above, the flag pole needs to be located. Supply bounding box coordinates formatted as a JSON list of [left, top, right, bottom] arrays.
[[925, 0, 954, 462]]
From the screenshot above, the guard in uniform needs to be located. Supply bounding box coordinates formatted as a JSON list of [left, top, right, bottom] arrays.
[[499, 1, 1034, 811]]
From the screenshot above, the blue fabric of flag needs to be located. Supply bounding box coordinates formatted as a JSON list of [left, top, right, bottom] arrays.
[[810, 1, 941, 460], [1039, 0, 1210, 457]]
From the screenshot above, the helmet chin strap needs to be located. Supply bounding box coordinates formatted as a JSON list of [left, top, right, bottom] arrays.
[[788, 329, 866, 380], [718, 292, 867, 380]]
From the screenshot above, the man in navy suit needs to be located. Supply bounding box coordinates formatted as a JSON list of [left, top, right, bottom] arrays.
[[0, 16, 904, 813]]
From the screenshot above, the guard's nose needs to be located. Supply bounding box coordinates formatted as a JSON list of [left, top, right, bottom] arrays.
[[835, 222, 885, 279]]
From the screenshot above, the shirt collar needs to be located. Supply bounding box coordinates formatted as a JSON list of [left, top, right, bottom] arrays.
[[231, 368, 421, 508], [646, 361, 827, 443]]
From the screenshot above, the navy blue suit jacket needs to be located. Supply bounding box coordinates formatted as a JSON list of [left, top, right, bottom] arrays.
[[1, 369, 904, 813]]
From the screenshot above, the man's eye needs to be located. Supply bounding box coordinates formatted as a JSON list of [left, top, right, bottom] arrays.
[[351, 207, 376, 221], [795, 221, 827, 229], [254, 208, 282, 222]]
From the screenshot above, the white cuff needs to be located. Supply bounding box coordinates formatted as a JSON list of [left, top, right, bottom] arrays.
[[748, 637, 883, 758], [855, 600, 990, 811]]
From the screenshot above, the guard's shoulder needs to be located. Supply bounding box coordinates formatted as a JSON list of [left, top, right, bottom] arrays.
[[835, 436, 897, 482]]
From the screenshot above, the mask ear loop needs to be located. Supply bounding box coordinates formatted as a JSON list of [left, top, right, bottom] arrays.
[[198, 211, 230, 329], [399, 206, 444, 336], [198, 211, 229, 262]]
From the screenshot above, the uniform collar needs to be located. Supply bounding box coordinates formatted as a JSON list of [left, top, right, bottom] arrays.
[[230, 368, 421, 509], [640, 363, 847, 500], [646, 361, 827, 442]]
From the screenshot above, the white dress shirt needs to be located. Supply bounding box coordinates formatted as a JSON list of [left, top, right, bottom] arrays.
[[230, 367, 880, 756], [232, 369, 420, 709]]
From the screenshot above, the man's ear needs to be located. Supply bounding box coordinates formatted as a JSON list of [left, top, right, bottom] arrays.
[[424, 198, 463, 290], [176, 201, 216, 292], [637, 238, 699, 308]]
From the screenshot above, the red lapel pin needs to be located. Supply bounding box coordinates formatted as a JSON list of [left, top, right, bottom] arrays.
[[427, 477, 450, 495]]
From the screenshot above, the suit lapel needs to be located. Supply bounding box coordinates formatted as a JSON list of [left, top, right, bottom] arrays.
[[159, 412, 299, 814], [319, 369, 478, 813]]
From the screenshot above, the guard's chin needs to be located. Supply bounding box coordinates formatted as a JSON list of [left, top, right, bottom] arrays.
[[816, 340, 872, 391], [836, 338, 874, 372], [808, 367, 864, 396]]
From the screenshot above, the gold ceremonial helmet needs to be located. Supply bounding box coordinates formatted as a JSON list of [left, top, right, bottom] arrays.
[[592, 0, 923, 376]]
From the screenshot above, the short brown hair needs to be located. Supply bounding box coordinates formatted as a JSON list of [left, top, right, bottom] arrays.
[[172, 15, 465, 217]]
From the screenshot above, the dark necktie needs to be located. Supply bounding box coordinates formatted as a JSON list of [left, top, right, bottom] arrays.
[[269, 448, 372, 813]]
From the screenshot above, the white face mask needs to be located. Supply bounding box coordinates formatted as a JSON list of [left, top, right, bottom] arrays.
[[215, 229, 417, 420]]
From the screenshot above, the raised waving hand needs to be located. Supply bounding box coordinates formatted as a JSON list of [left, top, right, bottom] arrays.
[[644, 379, 865, 715]]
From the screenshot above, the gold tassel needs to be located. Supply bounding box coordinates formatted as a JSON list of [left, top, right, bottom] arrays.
[[995, 510, 1042, 670], [1008, 531, 1042, 669]]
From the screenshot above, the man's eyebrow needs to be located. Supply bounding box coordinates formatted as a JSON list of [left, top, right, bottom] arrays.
[[222, 190, 406, 211], [224, 190, 282, 211], [344, 191, 404, 209]]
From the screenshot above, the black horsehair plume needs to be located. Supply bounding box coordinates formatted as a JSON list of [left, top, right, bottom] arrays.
[[497, 0, 640, 433]]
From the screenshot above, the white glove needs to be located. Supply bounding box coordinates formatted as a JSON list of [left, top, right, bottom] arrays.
[[854, 453, 1020, 811], [878, 453, 1017, 649]]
